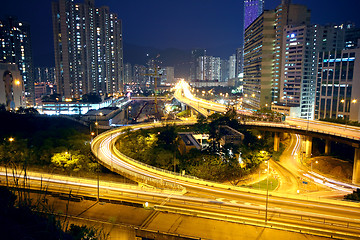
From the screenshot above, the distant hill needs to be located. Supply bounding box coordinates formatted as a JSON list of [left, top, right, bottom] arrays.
[[123, 42, 190, 79]]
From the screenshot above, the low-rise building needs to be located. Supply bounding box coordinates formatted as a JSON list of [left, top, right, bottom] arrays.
[[178, 132, 202, 155]]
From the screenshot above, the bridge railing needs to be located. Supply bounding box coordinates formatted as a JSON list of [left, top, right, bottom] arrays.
[[245, 121, 360, 141]]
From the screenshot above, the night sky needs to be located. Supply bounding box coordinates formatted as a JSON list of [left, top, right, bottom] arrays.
[[0, 0, 359, 67]]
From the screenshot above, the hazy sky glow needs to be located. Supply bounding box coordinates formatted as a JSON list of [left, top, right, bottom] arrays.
[[0, 0, 359, 66]]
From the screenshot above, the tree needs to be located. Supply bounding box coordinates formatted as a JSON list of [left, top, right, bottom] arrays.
[[344, 188, 360, 201], [81, 93, 102, 103], [157, 125, 178, 150], [41, 93, 61, 102], [194, 114, 208, 134], [51, 151, 97, 172]]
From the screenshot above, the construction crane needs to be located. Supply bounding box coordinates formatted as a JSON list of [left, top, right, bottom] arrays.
[[145, 64, 162, 118]]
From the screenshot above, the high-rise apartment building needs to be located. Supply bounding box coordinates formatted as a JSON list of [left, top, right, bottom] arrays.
[[273, 0, 311, 104], [236, 47, 243, 77], [133, 64, 147, 85], [124, 63, 132, 84], [35, 67, 56, 84], [52, 0, 124, 100], [220, 59, 229, 82], [316, 47, 360, 121], [229, 54, 236, 79], [196, 56, 221, 81], [162, 67, 175, 84], [190, 49, 206, 81], [243, 10, 276, 109], [281, 25, 318, 119], [242, 1, 264, 83], [0, 16, 34, 106]]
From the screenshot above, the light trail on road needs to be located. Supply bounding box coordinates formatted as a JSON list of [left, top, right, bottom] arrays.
[[88, 81, 360, 238], [2, 168, 360, 240], [90, 121, 360, 239]]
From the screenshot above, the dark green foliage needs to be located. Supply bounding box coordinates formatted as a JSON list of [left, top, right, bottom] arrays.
[[42, 93, 61, 102], [157, 125, 178, 150], [0, 187, 107, 239], [81, 93, 102, 103], [0, 111, 96, 171], [117, 109, 279, 184], [344, 188, 360, 201], [67, 224, 98, 240], [0, 187, 71, 240]]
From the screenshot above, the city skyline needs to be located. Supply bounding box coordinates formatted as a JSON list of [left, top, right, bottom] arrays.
[[0, 0, 359, 67]]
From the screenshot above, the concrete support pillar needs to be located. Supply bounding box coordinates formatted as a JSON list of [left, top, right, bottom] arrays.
[[274, 132, 280, 152], [305, 136, 313, 158], [325, 139, 331, 155], [352, 148, 360, 184]]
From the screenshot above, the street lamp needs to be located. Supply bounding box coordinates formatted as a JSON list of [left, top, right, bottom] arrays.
[[265, 157, 271, 224], [311, 160, 318, 172], [90, 132, 95, 141], [6, 137, 15, 186], [340, 99, 350, 129], [127, 106, 132, 125], [95, 112, 103, 201]]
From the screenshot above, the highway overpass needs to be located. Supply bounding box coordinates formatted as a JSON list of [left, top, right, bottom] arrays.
[[90, 121, 360, 239], [174, 81, 360, 184]]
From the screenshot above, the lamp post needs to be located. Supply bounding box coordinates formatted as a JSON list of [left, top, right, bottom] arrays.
[[127, 106, 131, 125], [95, 112, 102, 202], [311, 160, 318, 172], [341, 99, 346, 124], [340, 99, 357, 129], [6, 137, 14, 187], [265, 157, 270, 224]]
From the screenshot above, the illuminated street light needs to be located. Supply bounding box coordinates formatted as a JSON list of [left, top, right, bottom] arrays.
[[311, 159, 318, 172], [265, 156, 271, 224], [257, 135, 262, 139], [8, 137, 14, 142]]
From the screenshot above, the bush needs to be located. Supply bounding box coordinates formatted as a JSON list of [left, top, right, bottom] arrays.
[[344, 188, 360, 201]]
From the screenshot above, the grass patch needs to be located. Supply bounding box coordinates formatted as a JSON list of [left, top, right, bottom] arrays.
[[248, 177, 279, 191]]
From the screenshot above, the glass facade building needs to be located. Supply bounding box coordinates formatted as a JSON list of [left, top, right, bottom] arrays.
[[316, 48, 360, 121]]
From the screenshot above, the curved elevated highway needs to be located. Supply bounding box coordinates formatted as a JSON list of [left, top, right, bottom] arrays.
[[91, 120, 360, 239], [174, 81, 360, 184]]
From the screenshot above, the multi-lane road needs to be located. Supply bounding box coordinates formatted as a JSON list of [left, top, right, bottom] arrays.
[[90, 121, 360, 239], [174, 80, 360, 141]]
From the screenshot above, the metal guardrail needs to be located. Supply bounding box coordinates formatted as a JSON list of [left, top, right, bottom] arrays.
[[92, 121, 360, 206], [245, 121, 360, 141], [3, 170, 359, 240]]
